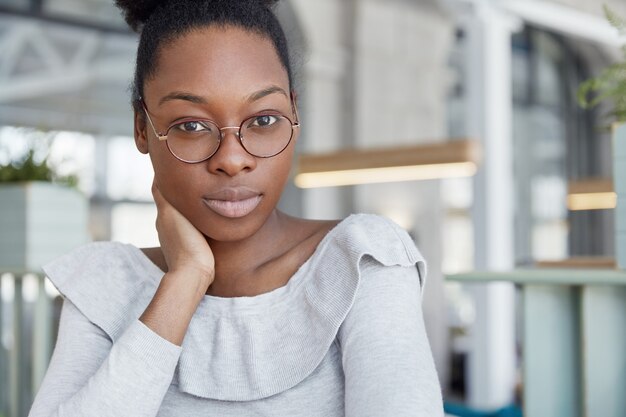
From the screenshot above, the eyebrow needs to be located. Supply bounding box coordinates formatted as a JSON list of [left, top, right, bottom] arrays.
[[159, 92, 207, 106], [158, 85, 288, 107], [246, 85, 289, 102]]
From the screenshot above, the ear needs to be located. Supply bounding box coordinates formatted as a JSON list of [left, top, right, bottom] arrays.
[[134, 109, 149, 155]]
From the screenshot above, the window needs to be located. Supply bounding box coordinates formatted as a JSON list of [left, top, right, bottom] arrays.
[[512, 27, 613, 259]]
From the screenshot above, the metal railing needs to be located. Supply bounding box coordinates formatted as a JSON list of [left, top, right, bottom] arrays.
[[448, 266, 626, 417], [1, 272, 60, 417]]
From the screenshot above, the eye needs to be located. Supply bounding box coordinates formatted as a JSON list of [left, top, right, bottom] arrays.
[[171, 120, 213, 135], [250, 115, 278, 128], [175, 121, 210, 133]]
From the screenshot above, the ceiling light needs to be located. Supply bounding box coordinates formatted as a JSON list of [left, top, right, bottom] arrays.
[[294, 140, 480, 189], [567, 179, 615, 211]]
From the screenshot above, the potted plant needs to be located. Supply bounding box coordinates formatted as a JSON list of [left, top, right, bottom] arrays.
[[578, 6, 626, 268], [0, 129, 88, 273]]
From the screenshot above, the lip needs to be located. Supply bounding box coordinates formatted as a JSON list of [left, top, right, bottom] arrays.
[[202, 187, 263, 218]]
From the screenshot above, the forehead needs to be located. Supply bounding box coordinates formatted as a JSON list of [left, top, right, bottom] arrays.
[[145, 25, 290, 102]]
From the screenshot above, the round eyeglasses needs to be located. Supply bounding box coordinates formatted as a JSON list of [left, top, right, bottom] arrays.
[[140, 99, 300, 163]]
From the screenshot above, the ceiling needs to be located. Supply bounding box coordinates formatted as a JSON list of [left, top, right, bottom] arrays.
[[0, 6, 137, 136]]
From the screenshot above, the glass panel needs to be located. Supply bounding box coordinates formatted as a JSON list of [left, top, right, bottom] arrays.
[[447, 29, 467, 138], [106, 136, 153, 201], [111, 203, 158, 247], [48, 131, 96, 196], [512, 29, 570, 263], [533, 34, 564, 108], [442, 212, 474, 275], [532, 220, 568, 260], [512, 35, 530, 103]]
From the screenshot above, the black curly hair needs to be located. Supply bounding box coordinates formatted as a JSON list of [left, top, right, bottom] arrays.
[[114, 0, 293, 112]]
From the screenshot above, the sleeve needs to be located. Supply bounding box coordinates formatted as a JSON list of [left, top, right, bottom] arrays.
[[337, 257, 444, 417], [28, 296, 183, 417]]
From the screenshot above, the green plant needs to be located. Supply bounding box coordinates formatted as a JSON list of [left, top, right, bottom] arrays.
[[577, 5, 626, 124], [0, 130, 78, 187]]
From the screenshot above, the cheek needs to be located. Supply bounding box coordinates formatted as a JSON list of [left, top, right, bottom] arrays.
[[149, 144, 173, 187], [148, 138, 170, 169], [263, 150, 294, 196], [149, 145, 201, 207]]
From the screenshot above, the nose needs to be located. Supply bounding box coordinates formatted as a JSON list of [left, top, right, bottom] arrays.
[[206, 127, 256, 176]]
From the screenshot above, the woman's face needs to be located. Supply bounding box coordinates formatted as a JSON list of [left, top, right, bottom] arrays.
[[135, 25, 298, 242]]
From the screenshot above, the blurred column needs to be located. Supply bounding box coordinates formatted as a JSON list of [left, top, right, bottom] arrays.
[[91, 135, 112, 240], [32, 274, 52, 395], [0, 274, 5, 416], [10, 275, 25, 417], [290, 0, 354, 220], [461, 2, 520, 410]]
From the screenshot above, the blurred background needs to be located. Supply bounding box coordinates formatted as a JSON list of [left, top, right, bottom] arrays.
[[1, 0, 625, 416]]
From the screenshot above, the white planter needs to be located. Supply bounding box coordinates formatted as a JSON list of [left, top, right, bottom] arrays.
[[614, 123, 626, 270], [0, 181, 89, 273]]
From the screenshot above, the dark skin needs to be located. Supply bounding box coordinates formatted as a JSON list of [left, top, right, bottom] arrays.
[[134, 25, 339, 299]]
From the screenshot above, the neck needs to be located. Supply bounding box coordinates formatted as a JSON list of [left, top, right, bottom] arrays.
[[205, 209, 289, 293]]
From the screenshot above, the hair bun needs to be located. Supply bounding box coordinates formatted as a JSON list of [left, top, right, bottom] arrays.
[[115, 0, 281, 32], [114, 0, 161, 32]]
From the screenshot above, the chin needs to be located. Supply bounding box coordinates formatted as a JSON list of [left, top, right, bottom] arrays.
[[193, 204, 275, 244]]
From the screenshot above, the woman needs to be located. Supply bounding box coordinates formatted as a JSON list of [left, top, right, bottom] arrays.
[[28, 0, 443, 415]]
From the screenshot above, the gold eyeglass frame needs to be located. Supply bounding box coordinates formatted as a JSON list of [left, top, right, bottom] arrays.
[[139, 95, 300, 164]]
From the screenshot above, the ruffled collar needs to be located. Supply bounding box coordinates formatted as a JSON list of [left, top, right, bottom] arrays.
[[44, 213, 425, 401]]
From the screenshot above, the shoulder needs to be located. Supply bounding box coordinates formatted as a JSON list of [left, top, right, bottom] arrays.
[[44, 241, 144, 277], [340, 213, 426, 294], [298, 213, 427, 331], [326, 213, 426, 281], [315, 214, 428, 336], [42, 241, 163, 341], [331, 216, 429, 347]]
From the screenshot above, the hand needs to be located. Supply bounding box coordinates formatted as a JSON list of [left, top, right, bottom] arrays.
[[152, 179, 215, 287]]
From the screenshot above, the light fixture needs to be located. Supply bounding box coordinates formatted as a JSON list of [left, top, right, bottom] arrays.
[[567, 179, 615, 211], [294, 140, 480, 188]]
